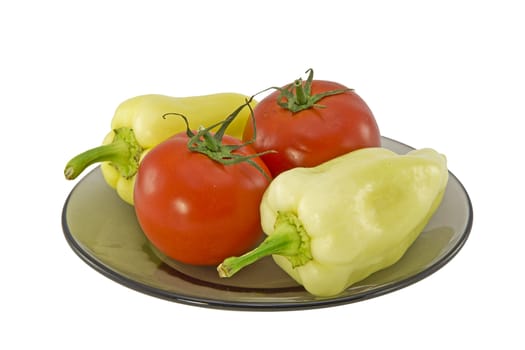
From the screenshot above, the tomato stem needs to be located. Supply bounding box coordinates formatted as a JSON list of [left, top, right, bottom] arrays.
[[217, 212, 313, 278], [201, 127, 220, 152], [163, 98, 275, 180], [294, 79, 308, 105], [274, 68, 352, 113], [64, 127, 143, 180]]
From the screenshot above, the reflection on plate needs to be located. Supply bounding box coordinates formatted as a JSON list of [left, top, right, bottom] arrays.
[[61, 137, 473, 311]]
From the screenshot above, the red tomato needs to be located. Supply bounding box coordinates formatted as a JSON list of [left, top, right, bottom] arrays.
[[243, 74, 381, 176], [133, 132, 271, 266]]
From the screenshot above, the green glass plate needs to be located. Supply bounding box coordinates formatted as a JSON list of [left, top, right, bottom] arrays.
[[61, 137, 473, 311]]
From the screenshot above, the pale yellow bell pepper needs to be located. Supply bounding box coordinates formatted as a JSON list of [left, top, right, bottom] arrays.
[[218, 147, 449, 297], [64, 93, 256, 205]]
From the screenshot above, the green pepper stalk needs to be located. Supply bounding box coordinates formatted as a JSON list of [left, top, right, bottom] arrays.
[[64, 127, 143, 180], [218, 147, 449, 297], [63, 93, 257, 205], [217, 211, 313, 277]]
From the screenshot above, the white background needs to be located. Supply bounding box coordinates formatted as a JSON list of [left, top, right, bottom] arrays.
[[1, 0, 523, 348]]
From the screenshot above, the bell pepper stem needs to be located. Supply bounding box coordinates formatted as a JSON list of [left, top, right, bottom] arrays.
[[217, 212, 312, 278], [217, 230, 297, 278], [64, 127, 143, 180], [64, 141, 129, 180]]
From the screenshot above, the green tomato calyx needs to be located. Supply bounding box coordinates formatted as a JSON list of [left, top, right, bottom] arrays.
[[275, 68, 352, 113], [64, 127, 143, 180], [217, 211, 313, 278], [163, 97, 274, 180]]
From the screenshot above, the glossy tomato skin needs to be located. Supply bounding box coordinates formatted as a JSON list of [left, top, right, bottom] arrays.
[[133, 132, 271, 266], [243, 80, 381, 176]]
